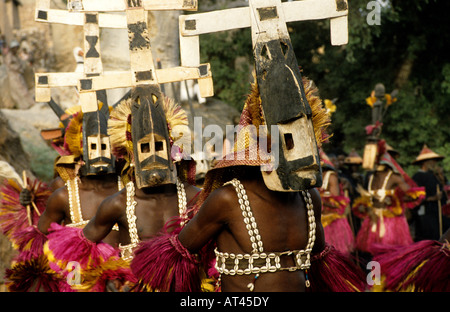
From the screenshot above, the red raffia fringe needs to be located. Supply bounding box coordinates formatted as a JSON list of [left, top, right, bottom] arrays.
[[355, 215, 413, 254], [45, 223, 119, 273], [396, 186, 426, 210], [74, 257, 137, 292], [0, 178, 49, 243], [4, 225, 76, 292], [11, 225, 47, 260], [308, 244, 366, 292], [5, 254, 73, 292], [372, 240, 450, 291], [131, 228, 201, 292], [323, 218, 355, 255]]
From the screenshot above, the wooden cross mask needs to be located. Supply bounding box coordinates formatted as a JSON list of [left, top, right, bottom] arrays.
[[34, 0, 213, 188], [178, 0, 348, 191]]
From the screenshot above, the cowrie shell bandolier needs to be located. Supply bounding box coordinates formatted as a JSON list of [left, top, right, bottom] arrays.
[[214, 178, 316, 289], [119, 179, 188, 261], [66, 177, 122, 231]]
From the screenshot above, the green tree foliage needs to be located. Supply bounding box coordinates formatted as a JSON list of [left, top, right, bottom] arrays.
[[200, 29, 253, 111], [199, 0, 450, 175]]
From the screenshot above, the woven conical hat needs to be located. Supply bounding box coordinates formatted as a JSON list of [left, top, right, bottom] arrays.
[[344, 148, 363, 165], [386, 143, 399, 156], [319, 149, 335, 170], [412, 145, 444, 164]]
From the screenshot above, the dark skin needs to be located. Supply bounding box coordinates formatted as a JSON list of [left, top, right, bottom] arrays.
[[321, 170, 341, 210], [81, 170, 200, 292], [368, 167, 411, 208], [37, 174, 121, 246], [326, 171, 340, 197], [49, 176, 65, 192], [83, 179, 200, 246], [362, 167, 412, 222], [178, 167, 326, 292]]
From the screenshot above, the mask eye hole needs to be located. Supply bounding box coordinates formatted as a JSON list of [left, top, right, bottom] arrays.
[[280, 40, 289, 57], [101, 143, 107, 150], [91, 143, 97, 150], [155, 141, 164, 152], [261, 44, 270, 60], [141, 142, 150, 153], [284, 133, 294, 150]]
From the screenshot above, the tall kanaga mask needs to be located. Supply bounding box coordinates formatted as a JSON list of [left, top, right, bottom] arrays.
[[81, 92, 115, 176], [40, 91, 115, 179], [252, 2, 323, 191], [130, 86, 177, 189]]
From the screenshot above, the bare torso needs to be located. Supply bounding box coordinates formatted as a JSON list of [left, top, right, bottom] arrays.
[[38, 174, 121, 246], [368, 168, 409, 208], [83, 181, 200, 247], [178, 169, 325, 292]]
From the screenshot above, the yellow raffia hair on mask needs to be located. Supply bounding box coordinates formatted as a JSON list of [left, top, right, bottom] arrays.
[[64, 110, 84, 159], [63, 101, 109, 159], [57, 105, 82, 132], [235, 72, 331, 151], [108, 98, 134, 184], [163, 96, 189, 132], [302, 76, 332, 148], [109, 95, 192, 159], [162, 96, 190, 157], [189, 73, 332, 216], [108, 96, 191, 184], [108, 98, 134, 159], [243, 75, 265, 130]]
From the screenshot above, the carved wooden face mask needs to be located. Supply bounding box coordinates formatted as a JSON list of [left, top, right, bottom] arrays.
[[81, 99, 115, 176], [131, 85, 176, 189], [253, 16, 322, 191]]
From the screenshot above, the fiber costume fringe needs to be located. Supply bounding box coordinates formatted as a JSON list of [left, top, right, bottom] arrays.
[[319, 180, 354, 255], [45, 223, 118, 271], [354, 215, 413, 254], [318, 151, 354, 255], [42, 223, 137, 292], [304, 78, 332, 145], [352, 149, 425, 254], [308, 244, 366, 292], [72, 257, 137, 292], [352, 186, 422, 253], [321, 211, 355, 255], [130, 217, 205, 292], [0, 178, 50, 244], [5, 254, 71, 292], [44, 223, 136, 291], [3, 225, 71, 292], [131, 233, 201, 292], [11, 225, 47, 258], [371, 240, 450, 292]]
